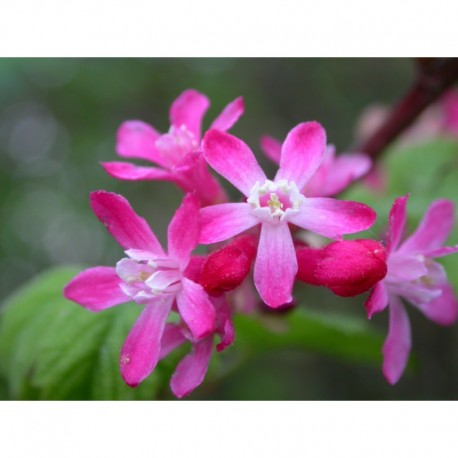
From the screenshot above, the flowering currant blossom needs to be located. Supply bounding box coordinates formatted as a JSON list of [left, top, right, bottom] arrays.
[[158, 283, 235, 398], [260, 136, 371, 197], [365, 195, 458, 384], [199, 122, 377, 307], [152, 236, 257, 398], [296, 239, 387, 297], [101, 89, 244, 206], [64, 191, 216, 388]]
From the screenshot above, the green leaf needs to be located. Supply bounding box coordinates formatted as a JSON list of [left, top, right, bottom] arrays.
[[0, 267, 165, 400], [233, 308, 384, 365]]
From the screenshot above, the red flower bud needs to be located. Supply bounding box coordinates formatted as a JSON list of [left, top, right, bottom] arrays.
[[296, 239, 387, 297], [200, 235, 257, 295]]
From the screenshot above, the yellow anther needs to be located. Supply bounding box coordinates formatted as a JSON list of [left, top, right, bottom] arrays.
[[420, 275, 435, 286], [139, 271, 151, 282], [267, 193, 283, 212]]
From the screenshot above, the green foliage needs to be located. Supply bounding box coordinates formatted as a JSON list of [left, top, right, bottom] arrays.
[[234, 309, 384, 364], [0, 267, 165, 400], [0, 267, 388, 400]]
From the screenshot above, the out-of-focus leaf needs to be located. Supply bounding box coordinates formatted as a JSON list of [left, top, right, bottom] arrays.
[[233, 308, 384, 365], [0, 267, 165, 400]]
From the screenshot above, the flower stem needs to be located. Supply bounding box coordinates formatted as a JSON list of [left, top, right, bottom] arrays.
[[356, 58, 458, 161]]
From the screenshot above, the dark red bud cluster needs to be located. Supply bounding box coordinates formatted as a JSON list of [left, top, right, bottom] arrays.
[[200, 235, 257, 295], [296, 239, 387, 297]]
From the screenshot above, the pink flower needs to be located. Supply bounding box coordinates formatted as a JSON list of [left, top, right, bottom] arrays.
[[102, 89, 244, 206], [365, 195, 458, 384], [158, 294, 235, 398], [200, 235, 257, 295], [441, 89, 458, 135], [199, 122, 377, 308], [260, 136, 371, 197], [64, 191, 216, 388], [296, 239, 387, 297]]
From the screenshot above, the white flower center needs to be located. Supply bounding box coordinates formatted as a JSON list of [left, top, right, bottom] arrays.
[[247, 179, 305, 222], [116, 250, 182, 304]]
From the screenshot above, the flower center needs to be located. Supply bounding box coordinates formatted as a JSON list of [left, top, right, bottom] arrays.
[[116, 250, 182, 304], [155, 125, 198, 168], [385, 254, 446, 303], [247, 179, 305, 222]]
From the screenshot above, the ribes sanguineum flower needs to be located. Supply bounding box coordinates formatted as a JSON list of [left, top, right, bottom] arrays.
[[261, 136, 371, 197], [64, 191, 216, 388], [102, 89, 244, 206], [198, 122, 377, 308], [365, 195, 458, 384], [200, 235, 257, 295], [158, 292, 235, 398], [296, 239, 387, 297]]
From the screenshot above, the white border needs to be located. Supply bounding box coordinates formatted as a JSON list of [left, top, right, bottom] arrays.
[[0, 402, 457, 457], [0, 0, 457, 56]]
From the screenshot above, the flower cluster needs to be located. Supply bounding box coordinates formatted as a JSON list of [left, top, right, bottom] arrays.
[[64, 89, 458, 397]]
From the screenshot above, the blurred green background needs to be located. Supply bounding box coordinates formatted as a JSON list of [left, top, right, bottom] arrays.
[[0, 58, 457, 400]]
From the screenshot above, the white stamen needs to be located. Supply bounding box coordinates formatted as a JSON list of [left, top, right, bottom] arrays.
[[247, 179, 305, 222]]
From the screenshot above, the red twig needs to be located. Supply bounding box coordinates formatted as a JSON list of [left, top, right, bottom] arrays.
[[356, 58, 458, 161]]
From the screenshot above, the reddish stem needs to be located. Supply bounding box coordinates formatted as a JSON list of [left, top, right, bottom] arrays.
[[356, 58, 458, 161]]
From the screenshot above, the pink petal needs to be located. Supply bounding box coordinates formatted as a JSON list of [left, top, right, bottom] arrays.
[[173, 152, 228, 206], [253, 222, 297, 308], [387, 195, 409, 253], [212, 295, 235, 352], [398, 199, 455, 255], [170, 336, 213, 398], [441, 89, 458, 134], [120, 297, 173, 387], [210, 96, 244, 132], [395, 282, 443, 307], [275, 122, 327, 190], [217, 315, 235, 352], [414, 284, 458, 326], [90, 190, 165, 254], [159, 324, 187, 360], [364, 282, 389, 318], [145, 270, 181, 292], [386, 254, 428, 281], [169, 89, 210, 141], [382, 296, 411, 385], [64, 266, 128, 311], [176, 278, 216, 339], [230, 277, 259, 314], [199, 202, 259, 244], [167, 194, 200, 269], [101, 161, 180, 183], [260, 135, 282, 164], [289, 198, 376, 240], [116, 120, 165, 166], [202, 129, 267, 196], [422, 245, 458, 258], [300, 145, 333, 196], [307, 153, 371, 197]]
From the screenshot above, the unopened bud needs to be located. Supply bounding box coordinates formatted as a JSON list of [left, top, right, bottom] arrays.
[[200, 235, 257, 295], [296, 239, 387, 297]]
